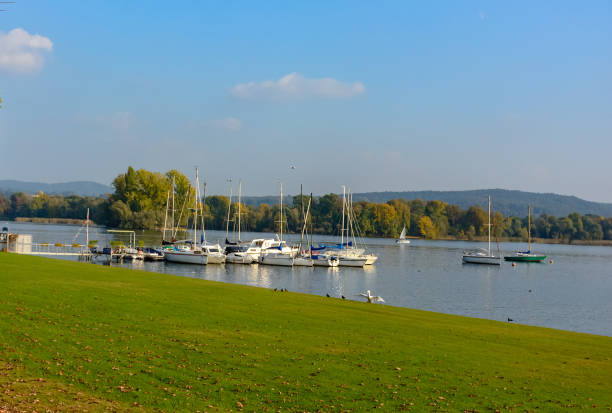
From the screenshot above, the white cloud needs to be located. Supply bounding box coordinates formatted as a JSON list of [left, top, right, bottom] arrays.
[[0, 28, 53, 73], [211, 117, 243, 131], [229, 72, 365, 101]]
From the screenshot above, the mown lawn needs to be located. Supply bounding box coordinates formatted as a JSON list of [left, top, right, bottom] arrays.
[[1, 253, 611, 412]]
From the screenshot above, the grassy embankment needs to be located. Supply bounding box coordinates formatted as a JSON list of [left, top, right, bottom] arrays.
[[1, 254, 611, 412]]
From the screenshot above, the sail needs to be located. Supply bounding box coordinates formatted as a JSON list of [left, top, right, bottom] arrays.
[[399, 226, 406, 239]]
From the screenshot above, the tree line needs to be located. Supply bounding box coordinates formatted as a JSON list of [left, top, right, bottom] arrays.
[[2, 167, 612, 243]]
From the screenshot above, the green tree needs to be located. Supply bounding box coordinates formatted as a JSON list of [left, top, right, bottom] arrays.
[[387, 199, 410, 233], [492, 211, 505, 237], [373, 203, 398, 237], [408, 199, 425, 236], [418, 216, 437, 239], [568, 212, 586, 240], [461, 206, 487, 236], [445, 204, 463, 235], [558, 217, 575, 240], [426, 200, 449, 236]]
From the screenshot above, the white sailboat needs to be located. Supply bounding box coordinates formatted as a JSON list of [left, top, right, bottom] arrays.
[[165, 168, 225, 265], [329, 186, 377, 267], [226, 180, 256, 264], [259, 182, 295, 266], [164, 169, 207, 265], [198, 178, 225, 264], [395, 225, 410, 244], [164, 246, 208, 264], [462, 196, 501, 265], [293, 192, 313, 267]]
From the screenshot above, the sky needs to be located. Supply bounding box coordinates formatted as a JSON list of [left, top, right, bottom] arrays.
[[0, 1, 611, 201]]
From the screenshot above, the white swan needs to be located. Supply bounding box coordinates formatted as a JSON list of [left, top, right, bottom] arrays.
[[358, 290, 385, 303]]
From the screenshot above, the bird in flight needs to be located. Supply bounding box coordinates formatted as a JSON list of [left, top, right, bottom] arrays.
[[357, 290, 385, 303]]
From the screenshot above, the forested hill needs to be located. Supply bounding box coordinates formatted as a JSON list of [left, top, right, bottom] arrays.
[[241, 189, 612, 218], [0, 180, 112, 197]]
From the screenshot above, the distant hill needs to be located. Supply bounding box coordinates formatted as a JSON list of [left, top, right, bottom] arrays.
[[0, 180, 112, 197], [241, 189, 612, 218]]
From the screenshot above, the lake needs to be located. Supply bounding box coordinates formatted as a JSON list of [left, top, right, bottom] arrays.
[[4, 221, 612, 337]]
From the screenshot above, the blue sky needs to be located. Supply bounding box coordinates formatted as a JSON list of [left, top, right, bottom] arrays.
[[0, 1, 611, 201]]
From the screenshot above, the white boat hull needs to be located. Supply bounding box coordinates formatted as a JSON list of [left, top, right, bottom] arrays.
[[293, 257, 313, 267], [124, 253, 144, 261], [259, 254, 294, 266], [312, 255, 339, 267], [338, 256, 367, 267], [205, 253, 226, 264], [164, 250, 207, 265], [364, 254, 378, 265], [396, 239, 410, 244], [226, 252, 255, 264], [462, 255, 501, 265]]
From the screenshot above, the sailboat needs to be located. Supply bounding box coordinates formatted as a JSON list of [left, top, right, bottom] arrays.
[[504, 206, 547, 263], [462, 196, 501, 265], [326, 186, 377, 267], [164, 168, 207, 264], [395, 225, 410, 244], [294, 192, 314, 267], [164, 168, 225, 265], [226, 181, 257, 264], [259, 182, 296, 266]]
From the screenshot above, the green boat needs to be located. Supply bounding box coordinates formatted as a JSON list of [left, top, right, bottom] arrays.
[[504, 206, 547, 263], [504, 252, 546, 262]]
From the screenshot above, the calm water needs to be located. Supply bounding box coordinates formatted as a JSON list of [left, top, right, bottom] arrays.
[[4, 221, 612, 337]]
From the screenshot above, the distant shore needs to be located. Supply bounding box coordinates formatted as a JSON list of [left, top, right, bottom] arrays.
[[434, 234, 612, 247], [4, 217, 612, 247]]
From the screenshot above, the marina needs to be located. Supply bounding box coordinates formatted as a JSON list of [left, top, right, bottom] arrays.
[[3, 220, 612, 337]]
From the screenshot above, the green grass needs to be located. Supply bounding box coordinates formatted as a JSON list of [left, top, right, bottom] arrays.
[[1, 253, 611, 412]]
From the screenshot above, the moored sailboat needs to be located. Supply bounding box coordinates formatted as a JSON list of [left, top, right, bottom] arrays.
[[504, 206, 547, 263], [327, 186, 378, 267], [293, 190, 314, 267], [462, 196, 501, 265], [225, 180, 256, 264], [164, 168, 226, 265], [259, 182, 295, 266]]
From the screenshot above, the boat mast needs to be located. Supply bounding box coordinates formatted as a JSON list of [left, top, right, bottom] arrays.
[[299, 184, 303, 249], [171, 176, 175, 241], [201, 181, 207, 244], [349, 189, 356, 246], [488, 196, 491, 256], [162, 190, 169, 241], [193, 168, 199, 248], [341, 185, 346, 248], [299, 195, 311, 253], [225, 182, 232, 241], [86, 208, 89, 247], [347, 188, 353, 245], [279, 181, 283, 242], [238, 180, 242, 242], [309, 193, 313, 258], [528, 205, 531, 252]]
